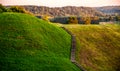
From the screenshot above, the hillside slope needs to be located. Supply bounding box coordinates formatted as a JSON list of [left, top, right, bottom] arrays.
[[22, 6, 105, 17], [95, 6, 120, 15], [64, 24, 120, 71], [0, 13, 81, 71]]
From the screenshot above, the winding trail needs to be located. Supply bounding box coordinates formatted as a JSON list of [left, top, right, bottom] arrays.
[[61, 27, 86, 71]]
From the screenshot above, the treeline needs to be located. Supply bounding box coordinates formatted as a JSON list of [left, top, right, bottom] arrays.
[[50, 16, 99, 24], [0, 4, 32, 15], [2, 4, 120, 24], [50, 16, 120, 24]]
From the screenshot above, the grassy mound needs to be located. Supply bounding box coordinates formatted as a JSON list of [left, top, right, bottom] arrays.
[[0, 13, 81, 71], [64, 24, 120, 71]]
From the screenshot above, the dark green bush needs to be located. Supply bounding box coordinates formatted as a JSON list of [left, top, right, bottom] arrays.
[[0, 4, 7, 13]]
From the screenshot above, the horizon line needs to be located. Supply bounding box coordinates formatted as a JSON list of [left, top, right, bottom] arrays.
[[3, 4, 120, 8]]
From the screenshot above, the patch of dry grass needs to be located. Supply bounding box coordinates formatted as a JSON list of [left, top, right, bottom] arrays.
[[65, 24, 120, 71]]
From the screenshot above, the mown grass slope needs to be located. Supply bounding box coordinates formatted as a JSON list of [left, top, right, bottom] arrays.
[[64, 24, 120, 71], [0, 13, 81, 71]]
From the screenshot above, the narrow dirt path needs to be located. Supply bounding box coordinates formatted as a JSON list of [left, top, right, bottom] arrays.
[[61, 27, 86, 71]]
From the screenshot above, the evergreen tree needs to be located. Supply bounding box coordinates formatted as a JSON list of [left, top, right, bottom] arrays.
[[115, 16, 120, 21]]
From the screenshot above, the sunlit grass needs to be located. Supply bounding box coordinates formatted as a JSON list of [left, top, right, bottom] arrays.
[[64, 24, 120, 71], [0, 13, 81, 71]]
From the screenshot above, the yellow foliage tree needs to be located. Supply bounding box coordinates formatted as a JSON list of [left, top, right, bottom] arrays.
[[42, 15, 49, 22], [68, 16, 78, 24], [84, 17, 91, 25]]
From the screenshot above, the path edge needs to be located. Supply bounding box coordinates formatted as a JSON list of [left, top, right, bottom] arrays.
[[61, 27, 86, 71]]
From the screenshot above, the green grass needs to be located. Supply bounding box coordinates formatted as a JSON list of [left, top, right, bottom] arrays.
[[0, 13, 81, 71], [64, 24, 120, 71]]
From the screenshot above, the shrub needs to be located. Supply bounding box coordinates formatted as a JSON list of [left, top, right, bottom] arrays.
[[0, 4, 7, 13], [42, 15, 49, 22], [9, 6, 33, 15], [9, 6, 26, 13], [0, 8, 2, 13]]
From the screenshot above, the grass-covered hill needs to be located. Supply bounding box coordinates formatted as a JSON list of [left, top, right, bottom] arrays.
[[0, 13, 81, 71], [64, 24, 120, 71]]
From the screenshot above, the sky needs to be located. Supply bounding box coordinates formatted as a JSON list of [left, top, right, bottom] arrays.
[[0, 0, 120, 7]]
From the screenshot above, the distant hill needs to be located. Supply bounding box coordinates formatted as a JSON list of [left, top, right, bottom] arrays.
[[6, 5, 120, 17], [22, 6, 105, 17], [95, 6, 120, 15]]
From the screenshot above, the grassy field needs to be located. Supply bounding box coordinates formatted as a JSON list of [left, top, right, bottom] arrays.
[[0, 13, 81, 71], [64, 24, 120, 71]]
